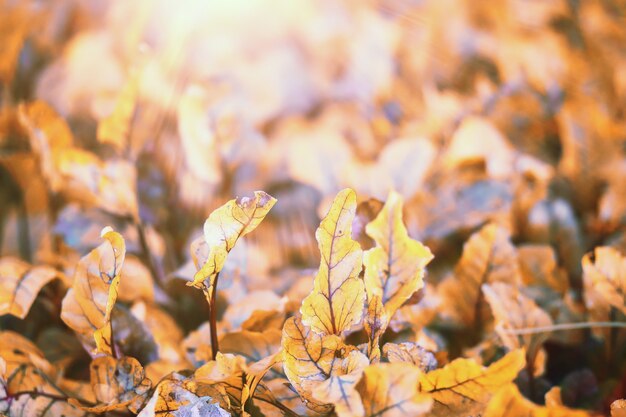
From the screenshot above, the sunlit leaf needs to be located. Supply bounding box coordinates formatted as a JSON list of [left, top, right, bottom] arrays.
[[420, 349, 526, 416], [484, 383, 594, 417], [0, 257, 60, 319], [188, 191, 277, 297], [364, 190, 433, 316], [356, 363, 433, 417], [301, 188, 365, 335], [60, 226, 126, 355], [310, 349, 369, 417], [281, 316, 343, 413]]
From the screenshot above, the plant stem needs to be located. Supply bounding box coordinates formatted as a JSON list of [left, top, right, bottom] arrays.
[[202, 273, 220, 360]]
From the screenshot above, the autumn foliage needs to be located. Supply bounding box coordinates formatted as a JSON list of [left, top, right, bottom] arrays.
[[2, 0, 626, 417]]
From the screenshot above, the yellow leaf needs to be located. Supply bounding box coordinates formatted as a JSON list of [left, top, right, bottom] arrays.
[[188, 191, 277, 295], [356, 363, 433, 417], [301, 188, 364, 335], [97, 71, 139, 152], [281, 316, 344, 413], [310, 349, 369, 417], [583, 247, 626, 315], [439, 223, 521, 327], [17, 100, 74, 193], [61, 227, 126, 355], [0, 257, 60, 319], [420, 348, 526, 416], [70, 356, 151, 414], [382, 342, 437, 372], [484, 383, 595, 417], [18, 101, 140, 219], [483, 282, 552, 372], [363, 191, 433, 316], [137, 372, 230, 417]]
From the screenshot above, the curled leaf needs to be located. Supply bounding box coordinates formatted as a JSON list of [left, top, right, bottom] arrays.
[[356, 363, 433, 417], [301, 188, 365, 335], [188, 191, 277, 296], [420, 349, 526, 416], [61, 227, 126, 355], [0, 257, 60, 319]]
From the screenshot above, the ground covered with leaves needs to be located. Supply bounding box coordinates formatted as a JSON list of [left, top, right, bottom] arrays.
[[1, 0, 626, 416]]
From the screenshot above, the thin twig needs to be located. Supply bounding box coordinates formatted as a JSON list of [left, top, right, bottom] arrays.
[[501, 321, 626, 335]]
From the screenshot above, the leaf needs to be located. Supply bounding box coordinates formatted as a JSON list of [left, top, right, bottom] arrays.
[[60, 226, 126, 355], [482, 282, 553, 370], [129, 301, 185, 365], [0, 331, 54, 393], [17, 100, 74, 192], [356, 363, 433, 417], [363, 295, 388, 363], [582, 247, 626, 315], [137, 372, 230, 417], [0, 257, 60, 319], [518, 245, 568, 294], [420, 349, 526, 416], [484, 383, 594, 417], [70, 356, 151, 413], [382, 342, 437, 372], [612, 399, 626, 417], [363, 191, 434, 316], [281, 316, 344, 413], [97, 70, 139, 153], [301, 188, 365, 335], [220, 329, 282, 367], [0, 333, 88, 417], [188, 191, 277, 296], [18, 101, 140, 219], [439, 223, 521, 328], [310, 349, 369, 417]]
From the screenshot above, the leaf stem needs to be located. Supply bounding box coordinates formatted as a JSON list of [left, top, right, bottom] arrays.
[[501, 321, 626, 335]]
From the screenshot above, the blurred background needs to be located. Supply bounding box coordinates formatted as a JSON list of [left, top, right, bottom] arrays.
[[1, 0, 626, 311]]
